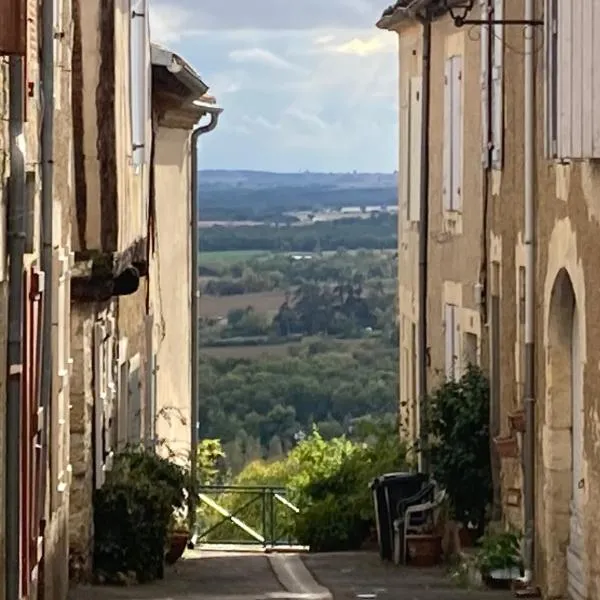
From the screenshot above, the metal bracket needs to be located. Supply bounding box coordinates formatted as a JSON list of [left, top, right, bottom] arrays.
[[453, 17, 544, 26]]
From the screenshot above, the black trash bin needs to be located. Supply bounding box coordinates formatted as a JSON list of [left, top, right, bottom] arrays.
[[369, 472, 429, 561]]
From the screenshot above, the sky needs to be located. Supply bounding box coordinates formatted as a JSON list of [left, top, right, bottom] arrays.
[[148, 0, 399, 173]]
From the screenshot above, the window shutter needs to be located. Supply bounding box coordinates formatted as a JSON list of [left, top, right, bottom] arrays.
[[401, 76, 410, 221], [453, 307, 461, 377], [128, 355, 142, 443], [117, 353, 130, 449], [444, 304, 455, 379], [491, 0, 504, 169], [408, 76, 422, 222], [450, 56, 463, 211], [93, 323, 107, 489], [144, 315, 156, 447], [544, 0, 558, 158], [129, 0, 148, 166], [480, 0, 490, 167], [443, 59, 452, 211]]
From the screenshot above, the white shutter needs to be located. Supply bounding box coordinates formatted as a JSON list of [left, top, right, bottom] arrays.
[[93, 323, 107, 488], [401, 77, 410, 221], [453, 307, 461, 377], [544, 0, 558, 157], [408, 76, 422, 222], [144, 315, 156, 447], [128, 354, 142, 443], [443, 59, 452, 211], [444, 304, 455, 380], [450, 56, 463, 211], [491, 0, 504, 169], [480, 0, 490, 167], [129, 0, 148, 166]]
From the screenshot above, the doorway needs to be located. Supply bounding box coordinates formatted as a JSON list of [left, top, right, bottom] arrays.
[[546, 269, 586, 599]]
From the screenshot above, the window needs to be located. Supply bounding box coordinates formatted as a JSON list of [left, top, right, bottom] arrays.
[[407, 76, 422, 222], [480, 0, 504, 169], [443, 55, 463, 212], [464, 332, 478, 367], [129, 0, 149, 166], [53, 0, 64, 108], [444, 303, 460, 380]]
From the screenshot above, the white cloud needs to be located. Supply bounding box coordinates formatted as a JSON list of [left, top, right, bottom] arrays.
[[283, 107, 327, 130], [228, 48, 302, 71], [329, 33, 395, 56]]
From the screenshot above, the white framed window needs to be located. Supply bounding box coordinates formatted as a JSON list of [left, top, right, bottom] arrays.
[[53, 0, 64, 109], [129, 0, 149, 167], [443, 55, 463, 212], [128, 354, 142, 443], [444, 303, 460, 380], [407, 76, 422, 222]]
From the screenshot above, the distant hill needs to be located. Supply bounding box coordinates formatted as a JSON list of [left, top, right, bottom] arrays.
[[200, 170, 397, 190], [198, 170, 398, 221]]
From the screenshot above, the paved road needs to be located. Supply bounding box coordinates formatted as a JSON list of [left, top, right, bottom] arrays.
[[68, 549, 515, 600], [302, 552, 515, 600]]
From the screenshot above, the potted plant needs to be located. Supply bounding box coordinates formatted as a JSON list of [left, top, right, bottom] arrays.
[[493, 435, 519, 458], [476, 530, 522, 588], [165, 505, 190, 565], [508, 408, 526, 433]]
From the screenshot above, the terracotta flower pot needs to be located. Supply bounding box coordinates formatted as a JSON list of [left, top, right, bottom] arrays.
[[406, 534, 443, 567], [165, 530, 189, 565], [493, 435, 519, 459], [458, 526, 474, 548], [508, 409, 526, 433]]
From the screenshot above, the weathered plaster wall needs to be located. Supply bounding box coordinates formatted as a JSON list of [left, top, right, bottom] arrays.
[[494, 0, 600, 596], [396, 15, 485, 445], [150, 126, 192, 458]]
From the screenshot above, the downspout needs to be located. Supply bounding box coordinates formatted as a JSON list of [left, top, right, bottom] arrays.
[[522, 0, 536, 583], [39, 0, 56, 583], [416, 16, 432, 473], [188, 111, 220, 541], [5, 56, 27, 600]]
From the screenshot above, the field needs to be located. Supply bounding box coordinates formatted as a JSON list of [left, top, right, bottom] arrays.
[[199, 337, 366, 360], [199, 290, 287, 319], [199, 250, 268, 268]]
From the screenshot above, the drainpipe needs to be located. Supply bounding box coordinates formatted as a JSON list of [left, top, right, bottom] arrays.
[[5, 56, 27, 600], [39, 0, 55, 578], [416, 16, 432, 474], [522, 0, 536, 583], [188, 105, 222, 542]]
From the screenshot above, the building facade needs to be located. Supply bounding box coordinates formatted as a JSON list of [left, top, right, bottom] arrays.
[[0, 0, 75, 598], [378, 3, 486, 449], [381, 0, 600, 597]]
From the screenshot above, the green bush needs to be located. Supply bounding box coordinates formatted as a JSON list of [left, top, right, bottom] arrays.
[[202, 427, 408, 552], [427, 364, 492, 534], [93, 447, 189, 583]]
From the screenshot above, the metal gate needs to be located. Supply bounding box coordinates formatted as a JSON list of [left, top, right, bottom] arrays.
[[194, 485, 302, 550]]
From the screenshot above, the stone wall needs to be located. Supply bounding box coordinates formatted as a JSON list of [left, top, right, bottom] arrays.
[[68, 304, 96, 581]]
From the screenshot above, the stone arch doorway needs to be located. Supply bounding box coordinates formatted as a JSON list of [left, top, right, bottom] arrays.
[[545, 268, 586, 599]]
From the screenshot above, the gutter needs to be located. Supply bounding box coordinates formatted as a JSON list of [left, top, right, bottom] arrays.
[[521, 0, 536, 584], [5, 55, 27, 600], [39, 0, 55, 594], [187, 104, 223, 543]]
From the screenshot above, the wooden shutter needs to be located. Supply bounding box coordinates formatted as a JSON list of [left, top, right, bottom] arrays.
[[128, 354, 142, 443], [450, 55, 463, 211], [130, 0, 148, 166], [0, 0, 26, 55], [443, 59, 452, 211], [491, 0, 504, 169], [544, 0, 558, 157], [408, 76, 422, 222], [480, 0, 490, 167], [21, 267, 44, 596], [93, 323, 107, 488], [400, 75, 410, 221]]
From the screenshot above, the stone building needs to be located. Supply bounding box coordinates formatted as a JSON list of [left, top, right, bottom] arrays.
[[377, 3, 486, 452], [0, 0, 74, 598], [380, 0, 600, 597]]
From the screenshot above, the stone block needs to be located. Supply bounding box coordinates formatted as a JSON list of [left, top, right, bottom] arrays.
[[543, 425, 572, 471]]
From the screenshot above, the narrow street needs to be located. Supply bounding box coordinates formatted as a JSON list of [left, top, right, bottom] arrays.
[[68, 550, 515, 600]]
